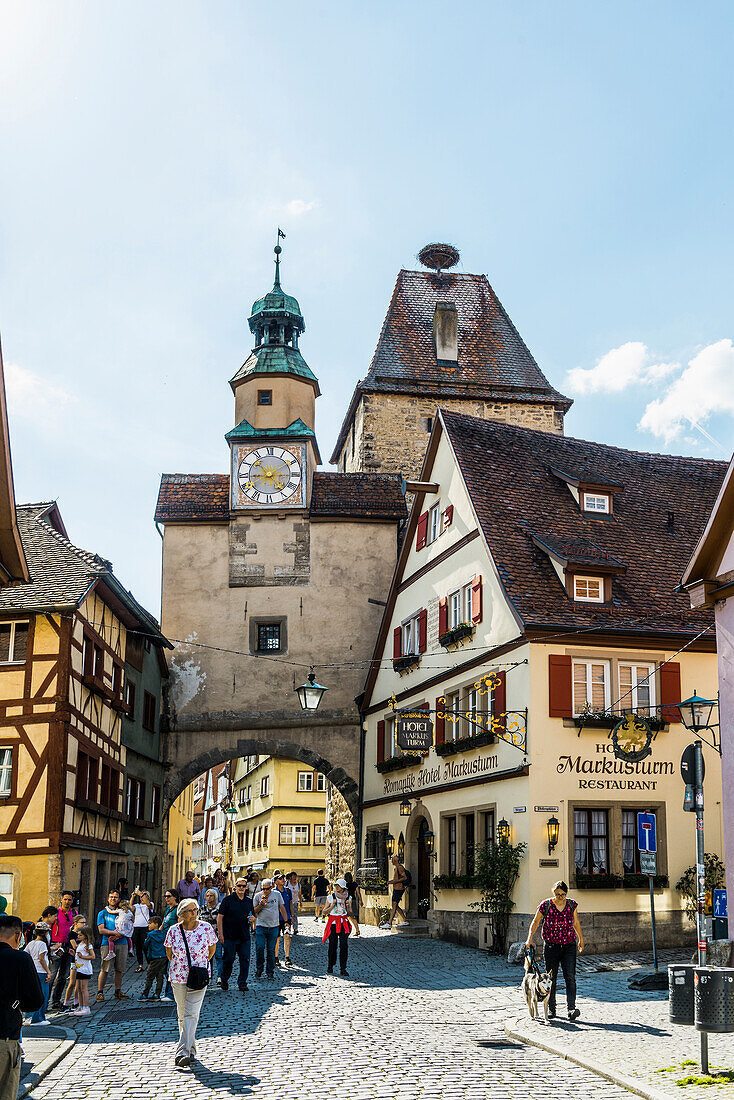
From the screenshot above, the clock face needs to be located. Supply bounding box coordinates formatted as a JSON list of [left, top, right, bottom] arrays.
[[237, 446, 302, 505]]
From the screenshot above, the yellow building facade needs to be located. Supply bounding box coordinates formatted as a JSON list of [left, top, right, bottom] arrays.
[[166, 782, 195, 886], [231, 755, 327, 890]]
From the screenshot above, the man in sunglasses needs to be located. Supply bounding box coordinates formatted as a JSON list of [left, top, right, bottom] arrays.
[[252, 879, 288, 979], [217, 879, 253, 992]]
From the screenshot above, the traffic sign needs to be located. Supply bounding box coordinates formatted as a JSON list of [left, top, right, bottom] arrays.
[[681, 743, 705, 784], [714, 889, 728, 918], [637, 812, 657, 853], [640, 850, 657, 875]]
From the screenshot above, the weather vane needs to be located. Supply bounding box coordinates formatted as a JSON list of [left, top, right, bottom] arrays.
[[274, 227, 286, 285]]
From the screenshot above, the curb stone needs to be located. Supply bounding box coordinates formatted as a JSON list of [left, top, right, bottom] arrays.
[[504, 1016, 672, 1100], [18, 1029, 76, 1100]]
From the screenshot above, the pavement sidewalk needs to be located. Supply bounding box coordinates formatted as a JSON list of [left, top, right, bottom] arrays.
[[17, 1026, 76, 1100], [505, 954, 734, 1100]]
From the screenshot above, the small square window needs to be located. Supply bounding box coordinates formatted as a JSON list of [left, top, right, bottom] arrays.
[[573, 575, 604, 603], [257, 390, 273, 406], [257, 623, 281, 651], [297, 771, 314, 792], [583, 493, 610, 513]]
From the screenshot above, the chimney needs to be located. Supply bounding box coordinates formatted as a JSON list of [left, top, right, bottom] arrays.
[[433, 301, 458, 364]]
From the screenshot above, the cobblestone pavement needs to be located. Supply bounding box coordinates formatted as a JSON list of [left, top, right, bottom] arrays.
[[32, 920, 634, 1100]]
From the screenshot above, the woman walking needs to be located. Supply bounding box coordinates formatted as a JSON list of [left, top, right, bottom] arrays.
[[525, 880, 584, 1020], [322, 878, 352, 977], [160, 888, 180, 1002], [344, 873, 362, 936], [165, 899, 217, 1071], [131, 891, 153, 971]]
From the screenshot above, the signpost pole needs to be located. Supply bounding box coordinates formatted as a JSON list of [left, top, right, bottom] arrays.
[[648, 873, 658, 973], [695, 739, 708, 1075]]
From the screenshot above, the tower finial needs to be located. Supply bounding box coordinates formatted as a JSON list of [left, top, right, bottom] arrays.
[[274, 227, 286, 289]]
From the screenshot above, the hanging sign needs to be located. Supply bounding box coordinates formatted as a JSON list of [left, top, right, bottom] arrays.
[[396, 712, 434, 751], [611, 714, 654, 762]]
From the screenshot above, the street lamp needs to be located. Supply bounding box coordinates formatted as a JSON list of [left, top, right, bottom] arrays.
[[296, 669, 328, 711], [424, 829, 435, 856], [497, 818, 511, 843], [546, 815, 560, 855], [400, 797, 412, 817], [385, 833, 395, 857], [679, 691, 717, 735]]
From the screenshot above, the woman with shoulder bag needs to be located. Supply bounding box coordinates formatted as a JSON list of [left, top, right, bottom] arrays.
[[165, 899, 217, 1071], [525, 880, 584, 1020]]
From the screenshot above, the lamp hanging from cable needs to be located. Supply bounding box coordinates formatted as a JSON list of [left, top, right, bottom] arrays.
[[296, 668, 328, 712]]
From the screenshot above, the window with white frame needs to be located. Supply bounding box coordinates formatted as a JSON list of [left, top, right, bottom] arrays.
[[573, 575, 604, 603], [280, 824, 309, 845], [618, 663, 655, 717], [314, 824, 326, 845], [463, 582, 473, 625], [583, 493, 610, 513], [260, 776, 270, 797], [316, 773, 326, 792], [448, 583, 473, 629], [444, 691, 460, 740], [427, 502, 441, 545], [402, 613, 421, 656], [247, 785, 252, 802], [0, 748, 12, 796], [297, 771, 314, 792], [0, 622, 28, 664], [465, 686, 484, 737], [572, 659, 611, 715], [385, 715, 397, 759]]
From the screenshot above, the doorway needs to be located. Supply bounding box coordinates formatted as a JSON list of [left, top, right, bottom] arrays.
[[416, 818, 431, 911]]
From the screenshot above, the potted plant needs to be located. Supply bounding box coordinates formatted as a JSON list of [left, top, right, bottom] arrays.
[[439, 622, 475, 648], [469, 837, 527, 954]]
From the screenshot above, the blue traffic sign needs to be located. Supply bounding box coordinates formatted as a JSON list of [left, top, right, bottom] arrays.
[[637, 812, 657, 853], [714, 889, 728, 918]]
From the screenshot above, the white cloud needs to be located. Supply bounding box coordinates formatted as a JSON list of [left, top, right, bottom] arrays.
[[638, 339, 734, 444], [284, 199, 317, 216], [5, 362, 77, 426], [566, 341, 679, 395]]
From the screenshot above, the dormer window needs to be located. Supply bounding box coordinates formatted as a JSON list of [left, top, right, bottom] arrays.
[[573, 575, 604, 603], [583, 492, 610, 514]]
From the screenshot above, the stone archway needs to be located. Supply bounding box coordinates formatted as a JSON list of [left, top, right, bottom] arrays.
[[404, 801, 435, 917]]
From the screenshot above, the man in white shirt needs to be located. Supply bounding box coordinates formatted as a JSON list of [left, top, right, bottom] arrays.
[[287, 872, 301, 934], [252, 879, 287, 980]]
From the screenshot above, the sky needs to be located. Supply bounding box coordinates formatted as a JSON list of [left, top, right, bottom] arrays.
[[1, 1, 733, 615]]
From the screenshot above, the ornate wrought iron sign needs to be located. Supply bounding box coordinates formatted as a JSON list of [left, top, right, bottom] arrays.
[[396, 712, 434, 751], [611, 713, 654, 762]]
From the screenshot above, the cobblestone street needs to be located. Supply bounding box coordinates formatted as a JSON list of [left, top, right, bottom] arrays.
[[28, 922, 652, 1100]]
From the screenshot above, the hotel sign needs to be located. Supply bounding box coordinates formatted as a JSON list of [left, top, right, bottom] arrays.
[[396, 712, 434, 752]]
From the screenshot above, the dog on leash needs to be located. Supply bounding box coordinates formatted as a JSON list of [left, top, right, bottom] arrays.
[[521, 947, 553, 1021]]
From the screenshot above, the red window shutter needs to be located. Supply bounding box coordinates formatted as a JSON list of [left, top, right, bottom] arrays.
[[416, 511, 429, 550], [443, 505, 454, 528], [548, 655, 573, 717], [438, 597, 448, 636], [418, 608, 428, 653], [393, 626, 402, 660], [492, 671, 507, 736], [377, 720, 385, 764], [660, 662, 682, 723], [435, 697, 445, 745], [471, 576, 483, 624]]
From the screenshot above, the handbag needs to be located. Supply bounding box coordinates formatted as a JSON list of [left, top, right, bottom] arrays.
[[180, 925, 209, 991]]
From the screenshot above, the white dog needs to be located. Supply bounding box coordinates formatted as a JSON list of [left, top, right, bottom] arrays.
[[521, 950, 553, 1021]]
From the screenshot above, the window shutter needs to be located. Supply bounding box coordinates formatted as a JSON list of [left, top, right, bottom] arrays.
[[418, 608, 428, 653], [548, 655, 573, 717], [660, 662, 682, 723], [443, 505, 454, 528], [416, 511, 429, 550], [377, 720, 385, 765], [435, 697, 445, 745], [471, 576, 483, 624], [438, 597, 448, 636], [492, 671, 506, 737], [392, 626, 402, 660]]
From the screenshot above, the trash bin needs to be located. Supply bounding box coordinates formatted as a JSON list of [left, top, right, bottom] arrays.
[[695, 967, 734, 1033], [669, 964, 696, 1025], [713, 917, 729, 941]]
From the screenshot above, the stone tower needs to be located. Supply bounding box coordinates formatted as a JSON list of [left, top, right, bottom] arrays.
[[331, 244, 571, 480]]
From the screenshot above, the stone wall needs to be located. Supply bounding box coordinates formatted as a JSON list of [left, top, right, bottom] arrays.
[[338, 393, 565, 481], [324, 783, 356, 879], [428, 907, 696, 954]]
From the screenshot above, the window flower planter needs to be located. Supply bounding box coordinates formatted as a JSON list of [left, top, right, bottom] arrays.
[[435, 730, 496, 756], [438, 623, 475, 648], [572, 713, 666, 731], [433, 873, 478, 890], [623, 874, 669, 889], [393, 654, 421, 674], [376, 753, 423, 773], [575, 872, 622, 889]]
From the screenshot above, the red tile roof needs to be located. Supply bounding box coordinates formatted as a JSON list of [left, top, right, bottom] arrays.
[[155, 472, 406, 522], [332, 269, 571, 461], [441, 410, 725, 636]]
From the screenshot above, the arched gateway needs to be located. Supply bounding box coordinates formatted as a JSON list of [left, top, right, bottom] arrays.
[[154, 241, 406, 854]]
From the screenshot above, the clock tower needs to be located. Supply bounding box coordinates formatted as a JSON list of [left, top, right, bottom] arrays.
[[227, 237, 321, 513]]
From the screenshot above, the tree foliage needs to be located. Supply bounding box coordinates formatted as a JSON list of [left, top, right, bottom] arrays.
[[470, 838, 527, 953]]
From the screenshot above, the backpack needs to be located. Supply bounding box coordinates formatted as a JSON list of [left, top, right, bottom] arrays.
[[401, 867, 412, 888]]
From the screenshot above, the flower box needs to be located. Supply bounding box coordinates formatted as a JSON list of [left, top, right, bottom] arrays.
[[572, 713, 666, 732], [393, 654, 421, 674], [433, 873, 478, 890], [376, 753, 423, 774], [438, 623, 475, 648], [622, 874, 669, 889], [575, 873, 622, 889], [435, 730, 496, 756]]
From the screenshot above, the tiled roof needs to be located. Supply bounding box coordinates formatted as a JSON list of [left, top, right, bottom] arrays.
[[310, 473, 407, 520], [441, 410, 726, 635], [332, 268, 571, 461], [155, 472, 407, 523], [528, 531, 626, 572], [0, 504, 167, 641], [155, 475, 230, 522]]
